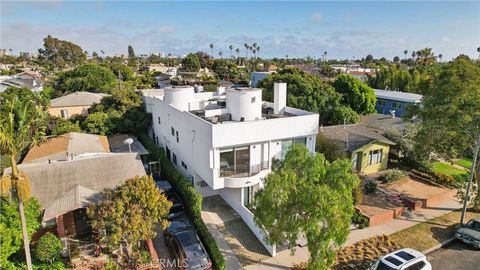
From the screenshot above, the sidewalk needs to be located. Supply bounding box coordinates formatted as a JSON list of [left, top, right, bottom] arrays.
[[244, 195, 462, 270]]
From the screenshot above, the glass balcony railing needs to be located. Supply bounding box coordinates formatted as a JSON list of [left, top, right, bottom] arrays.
[[220, 161, 269, 178]]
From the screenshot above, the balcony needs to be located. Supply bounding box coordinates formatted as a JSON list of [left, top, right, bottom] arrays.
[[220, 161, 270, 188], [220, 161, 269, 178]]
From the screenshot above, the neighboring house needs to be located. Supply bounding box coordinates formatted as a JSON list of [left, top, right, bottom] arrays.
[[5, 152, 146, 237], [108, 134, 149, 155], [250, 71, 272, 87], [374, 89, 423, 117], [22, 132, 110, 164], [0, 70, 43, 93], [143, 83, 319, 255], [49, 92, 108, 119], [320, 124, 395, 174]]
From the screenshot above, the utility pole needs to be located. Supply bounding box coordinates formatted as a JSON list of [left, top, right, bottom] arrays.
[[460, 132, 480, 225]]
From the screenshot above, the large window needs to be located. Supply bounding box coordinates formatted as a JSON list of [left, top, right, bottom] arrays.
[[279, 137, 307, 160], [220, 146, 250, 177], [368, 149, 383, 165], [60, 109, 69, 119]]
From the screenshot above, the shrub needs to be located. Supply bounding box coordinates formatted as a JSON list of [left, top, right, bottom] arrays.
[[35, 233, 64, 264], [364, 180, 378, 194], [352, 186, 363, 206], [139, 134, 225, 270], [351, 209, 369, 229], [381, 169, 408, 184], [105, 260, 121, 270], [433, 172, 456, 188]]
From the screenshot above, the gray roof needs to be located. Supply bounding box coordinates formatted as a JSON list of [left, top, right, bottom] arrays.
[[42, 185, 99, 221], [4, 153, 146, 208], [374, 89, 423, 103], [320, 124, 395, 152], [108, 134, 149, 155], [360, 113, 410, 132], [50, 92, 109, 107]]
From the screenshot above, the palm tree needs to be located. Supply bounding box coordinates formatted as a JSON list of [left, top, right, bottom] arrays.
[[438, 54, 443, 62], [229, 45, 233, 58], [0, 90, 47, 270], [209, 43, 214, 58], [256, 47, 261, 59], [100, 50, 105, 58], [249, 46, 253, 59], [323, 51, 327, 61], [235, 48, 240, 58], [477, 46, 480, 59], [252, 43, 257, 50], [411, 51, 416, 60], [218, 51, 223, 59], [403, 49, 408, 60], [244, 43, 249, 58], [252, 49, 257, 58]]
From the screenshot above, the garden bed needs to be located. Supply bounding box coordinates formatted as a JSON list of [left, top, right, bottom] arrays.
[[357, 192, 405, 227]]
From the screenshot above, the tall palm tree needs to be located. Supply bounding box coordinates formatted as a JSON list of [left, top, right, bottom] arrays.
[[411, 51, 416, 60], [229, 45, 233, 58], [209, 43, 214, 58], [438, 54, 443, 62], [477, 46, 480, 59], [252, 49, 257, 58], [235, 48, 240, 58], [244, 43, 249, 58], [256, 47, 261, 59], [0, 89, 47, 270], [249, 46, 253, 59], [218, 51, 223, 59], [324, 51, 327, 61], [403, 50, 408, 60], [252, 43, 257, 50]]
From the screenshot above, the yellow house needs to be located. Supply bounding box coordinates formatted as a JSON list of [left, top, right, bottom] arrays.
[[49, 92, 109, 119], [319, 124, 395, 174]]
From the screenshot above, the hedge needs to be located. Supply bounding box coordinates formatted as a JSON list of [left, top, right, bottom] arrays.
[[139, 134, 225, 270]]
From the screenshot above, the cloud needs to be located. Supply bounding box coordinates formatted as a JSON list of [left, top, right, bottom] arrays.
[[158, 26, 176, 34], [441, 36, 450, 42], [311, 12, 324, 23]]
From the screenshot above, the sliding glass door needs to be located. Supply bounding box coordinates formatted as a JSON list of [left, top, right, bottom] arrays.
[[220, 146, 250, 177]]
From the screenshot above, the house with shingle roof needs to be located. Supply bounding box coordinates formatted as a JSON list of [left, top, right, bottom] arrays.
[[48, 91, 109, 119], [320, 124, 395, 174], [23, 132, 110, 164]]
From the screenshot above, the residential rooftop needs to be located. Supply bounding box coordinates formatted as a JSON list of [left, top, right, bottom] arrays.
[[320, 124, 395, 152], [374, 89, 423, 103], [50, 91, 109, 107]]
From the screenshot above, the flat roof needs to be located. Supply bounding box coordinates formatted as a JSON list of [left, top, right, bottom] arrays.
[[374, 89, 423, 103]]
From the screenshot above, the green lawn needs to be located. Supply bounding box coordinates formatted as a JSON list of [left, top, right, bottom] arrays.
[[453, 158, 473, 169], [432, 161, 467, 176]]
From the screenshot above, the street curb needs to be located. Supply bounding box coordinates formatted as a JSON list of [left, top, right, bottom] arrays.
[[423, 238, 455, 254]]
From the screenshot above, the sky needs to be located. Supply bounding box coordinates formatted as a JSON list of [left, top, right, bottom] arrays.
[[1, 1, 479, 60]]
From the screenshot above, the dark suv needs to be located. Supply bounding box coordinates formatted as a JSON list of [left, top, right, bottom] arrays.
[[164, 219, 212, 270]]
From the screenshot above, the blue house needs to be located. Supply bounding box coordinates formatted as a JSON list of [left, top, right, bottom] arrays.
[[374, 89, 423, 117]]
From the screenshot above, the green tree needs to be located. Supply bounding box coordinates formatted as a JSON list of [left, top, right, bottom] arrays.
[[34, 233, 64, 264], [0, 198, 41, 269], [87, 176, 172, 258], [333, 74, 376, 115], [51, 119, 82, 135], [108, 63, 135, 81], [257, 67, 343, 125], [57, 64, 117, 94], [413, 58, 480, 221], [37, 35, 86, 69], [330, 105, 360, 125], [212, 60, 240, 80], [251, 144, 359, 270], [0, 88, 47, 270], [180, 53, 201, 72], [83, 112, 113, 135], [127, 45, 137, 67]]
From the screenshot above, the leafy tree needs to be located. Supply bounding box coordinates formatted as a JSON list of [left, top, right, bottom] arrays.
[[413, 58, 480, 218], [128, 45, 135, 59], [212, 60, 240, 80], [108, 63, 135, 81], [257, 67, 343, 125], [365, 54, 374, 63], [251, 144, 359, 270], [332, 74, 376, 115], [34, 233, 64, 264], [87, 176, 172, 258], [0, 197, 41, 269], [0, 88, 47, 270], [57, 64, 117, 94], [51, 119, 82, 135], [330, 105, 360, 125], [180, 53, 201, 72], [37, 35, 86, 69], [83, 112, 113, 135]]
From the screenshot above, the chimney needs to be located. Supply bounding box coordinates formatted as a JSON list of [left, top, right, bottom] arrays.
[[273, 83, 287, 114]]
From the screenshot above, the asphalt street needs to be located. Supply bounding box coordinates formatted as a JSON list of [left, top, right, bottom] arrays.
[[427, 240, 479, 270]]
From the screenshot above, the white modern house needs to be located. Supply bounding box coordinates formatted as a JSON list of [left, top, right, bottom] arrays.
[[143, 83, 319, 255]]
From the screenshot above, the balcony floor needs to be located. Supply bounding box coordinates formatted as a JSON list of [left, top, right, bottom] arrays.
[[201, 195, 270, 267]]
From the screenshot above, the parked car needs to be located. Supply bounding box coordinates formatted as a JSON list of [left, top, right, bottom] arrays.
[[167, 192, 185, 219], [164, 228, 212, 270], [155, 179, 174, 194], [370, 248, 431, 270], [166, 214, 194, 235], [455, 217, 480, 248]]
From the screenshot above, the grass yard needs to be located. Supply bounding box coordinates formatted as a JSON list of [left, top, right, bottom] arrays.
[[390, 209, 479, 252], [432, 161, 467, 176], [453, 158, 473, 169]]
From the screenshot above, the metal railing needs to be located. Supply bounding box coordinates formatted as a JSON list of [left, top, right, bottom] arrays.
[[220, 161, 269, 178]]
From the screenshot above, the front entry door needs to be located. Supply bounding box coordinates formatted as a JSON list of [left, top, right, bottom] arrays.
[[355, 152, 363, 172]]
